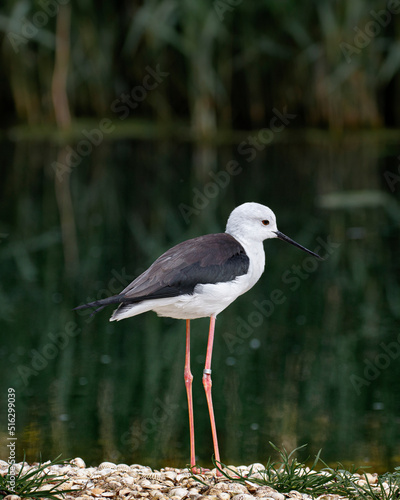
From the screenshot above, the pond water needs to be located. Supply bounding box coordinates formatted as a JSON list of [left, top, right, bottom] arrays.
[[1, 133, 399, 471]]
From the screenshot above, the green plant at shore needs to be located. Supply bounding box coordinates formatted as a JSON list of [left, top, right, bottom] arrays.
[[0, 455, 77, 500], [328, 465, 400, 500], [204, 443, 400, 500], [211, 443, 347, 496]]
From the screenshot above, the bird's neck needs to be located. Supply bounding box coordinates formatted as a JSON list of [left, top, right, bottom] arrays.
[[227, 231, 265, 272], [231, 233, 266, 291], [226, 229, 261, 251]]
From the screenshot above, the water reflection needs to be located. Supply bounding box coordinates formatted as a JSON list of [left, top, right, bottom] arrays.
[[0, 136, 399, 472]]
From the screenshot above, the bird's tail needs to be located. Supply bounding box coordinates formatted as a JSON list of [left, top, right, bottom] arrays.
[[73, 294, 126, 316]]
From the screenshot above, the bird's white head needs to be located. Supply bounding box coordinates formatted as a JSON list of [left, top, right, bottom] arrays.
[[226, 202, 323, 259], [225, 202, 278, 243]]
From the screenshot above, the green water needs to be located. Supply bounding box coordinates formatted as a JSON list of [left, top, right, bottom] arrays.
[[1, 134, 399, 471]]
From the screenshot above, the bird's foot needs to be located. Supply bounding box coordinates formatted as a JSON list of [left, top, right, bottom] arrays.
[[191, 467, 224, 478], [189, 465, 209, 474]]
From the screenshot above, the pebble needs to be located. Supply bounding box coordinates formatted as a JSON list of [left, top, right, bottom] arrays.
[[231, 495, 256, 500], [210, 483, 249, 494], [250, 464, 265, 472], [88, 487, 105, 495], [150, 492, 165, 500], [117, 463, 131, 471], [168, 487, 188, 498], [100, 468, 117, 477], [253, 487, 278, 497], [217, 493, 231, 500], [4, 458, 390, 500], [70, 457, 86, 468], [143, 472, 167, 481], [99, 462, 117, 470], [165, 471, 177, 481], [122, 476, 136, 485], [363, 472, 378, 484], [268, 492, 285, 500]]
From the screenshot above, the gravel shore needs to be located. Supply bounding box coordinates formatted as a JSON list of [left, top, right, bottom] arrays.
[[0, 458, 382, 500]]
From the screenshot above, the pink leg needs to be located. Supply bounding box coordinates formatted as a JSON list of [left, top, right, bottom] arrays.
[[184, 319, 198, 472], [202, 315, 221, 468]]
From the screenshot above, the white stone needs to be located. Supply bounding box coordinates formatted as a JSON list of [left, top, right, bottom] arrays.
[[164, 471, 177, 481], [122, 476, 135, 485], [217, 493, 230, 500], [231, 495, 255, 500], [269, 492, 285, 500], [98, 462, 116, 470], [250, 463, 265, 472], [116, 464, 131, 472], [70, 457, 86, 468], [168, 487, 188, 499]]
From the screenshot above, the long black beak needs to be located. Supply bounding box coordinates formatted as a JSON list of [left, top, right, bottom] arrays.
[[275, 231, 323, 260]]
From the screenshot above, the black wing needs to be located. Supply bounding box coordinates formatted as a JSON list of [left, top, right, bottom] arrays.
[[122, 232, 249, 299], [74, 233, 249, 313]]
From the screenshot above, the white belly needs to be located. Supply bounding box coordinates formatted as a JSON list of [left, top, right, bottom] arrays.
[[154, 274, 255, 319], [110, 241, 266, 322]]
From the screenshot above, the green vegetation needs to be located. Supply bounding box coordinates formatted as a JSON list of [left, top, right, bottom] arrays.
[[0, 455, 75, 499], [210, 443, 400, 499], [1, 0, 400, 131]]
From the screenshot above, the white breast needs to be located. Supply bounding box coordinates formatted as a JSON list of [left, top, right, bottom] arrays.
[[236, 239, 265, 292]]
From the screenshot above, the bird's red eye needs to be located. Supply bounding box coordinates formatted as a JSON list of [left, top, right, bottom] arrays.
[[262, 220, 269, 226]]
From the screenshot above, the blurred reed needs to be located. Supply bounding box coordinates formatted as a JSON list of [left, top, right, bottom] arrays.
[[1, 0, 400, 133]]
